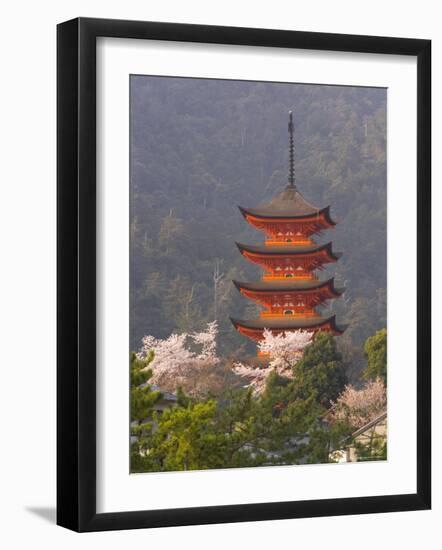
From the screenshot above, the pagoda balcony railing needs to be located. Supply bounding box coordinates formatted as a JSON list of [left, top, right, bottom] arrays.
[[264, 238, 313, 246], [260, 310, 317, 318], [262, 273, 317, 281]]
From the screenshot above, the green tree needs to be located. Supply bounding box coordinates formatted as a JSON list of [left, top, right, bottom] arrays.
[[363, 328, 387, 384], [130, 351, 162, 421], [307, 421, 352, 464], [142, 400, 227, 471], [354, 437, 387, 462], [136, 379, 326, 472], [214, 387, 301, 468], [130, 352, 162, 472], [215, 389, 270, 468], [290, 332, 347, 408], [215, 377, 324, 469]]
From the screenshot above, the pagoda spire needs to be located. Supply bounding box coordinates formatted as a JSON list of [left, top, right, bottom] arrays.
[[288, 111, 295, 189]]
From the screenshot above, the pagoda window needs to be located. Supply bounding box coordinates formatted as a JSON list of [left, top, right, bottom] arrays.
[[285, 273, 293, 278], [284, 310, 294, 315], [286, 238, 292, 242]]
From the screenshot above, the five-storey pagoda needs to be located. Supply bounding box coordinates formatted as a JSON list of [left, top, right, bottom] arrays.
[[230, 112, 346, 345]]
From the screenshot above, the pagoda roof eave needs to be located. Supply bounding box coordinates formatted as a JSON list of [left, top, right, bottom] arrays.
[[232, 278, 344, 296], [230, 314, 346, 334], [235, 241, 342, 260], [238, 204, 336, 225]]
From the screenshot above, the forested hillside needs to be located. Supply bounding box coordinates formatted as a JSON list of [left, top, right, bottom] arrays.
[[130, 76, 386, 378]]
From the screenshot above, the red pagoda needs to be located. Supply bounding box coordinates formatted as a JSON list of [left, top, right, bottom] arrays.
[[230, 112, 346, 345]]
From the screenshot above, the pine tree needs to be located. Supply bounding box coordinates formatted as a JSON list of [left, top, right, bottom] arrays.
[[140, 399, 227, 471], [290, 332, 347, 408], [130, 351, 162, 472], [130, 351, 162, 421]]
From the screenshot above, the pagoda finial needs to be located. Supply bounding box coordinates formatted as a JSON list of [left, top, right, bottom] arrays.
[[288, 111, 295, 189]]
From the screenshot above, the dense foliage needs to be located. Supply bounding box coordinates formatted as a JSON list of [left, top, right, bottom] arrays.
[[130, 76, 387, 377], [130, 352, 163, 472], [291, 332, 347, 407], [130, 332, 357, 472], [363, 328, 387, 384]]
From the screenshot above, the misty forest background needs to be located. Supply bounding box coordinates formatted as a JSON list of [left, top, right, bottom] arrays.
[[130, 76, 386, 382]]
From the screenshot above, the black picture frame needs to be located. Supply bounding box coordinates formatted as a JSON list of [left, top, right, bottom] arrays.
[[57, 17, 431, 532]]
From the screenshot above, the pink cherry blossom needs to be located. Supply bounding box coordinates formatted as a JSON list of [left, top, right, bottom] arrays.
[[329, 378, 386, 429], [233, 330, 313, 393], [137, 321, 220, 398]]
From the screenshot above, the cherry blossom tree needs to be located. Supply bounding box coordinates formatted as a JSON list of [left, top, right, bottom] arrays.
[[191, 320, 218, 358], [137, 321, 227, 398], [231, 363, 270, 394], [258, 329, 313, 369], [233, 329, 313, 393], [328, 377, 386, 429]]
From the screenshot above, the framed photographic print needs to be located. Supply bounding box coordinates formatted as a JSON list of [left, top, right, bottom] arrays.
[[57, 17, 431, 532]]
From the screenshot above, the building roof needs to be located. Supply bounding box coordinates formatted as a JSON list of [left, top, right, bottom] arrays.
[[236, 241, 342, 260], [230, 314, 347, 333], [232, 278, 344, 295], [238, 185, 336, 223], [149, 384, 178, 402]]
